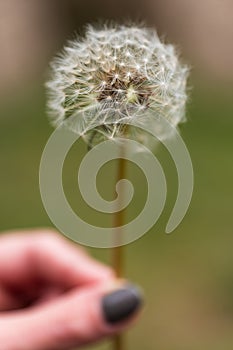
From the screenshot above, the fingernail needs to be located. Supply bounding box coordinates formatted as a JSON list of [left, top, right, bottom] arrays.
[[102, 284, 143, 324]]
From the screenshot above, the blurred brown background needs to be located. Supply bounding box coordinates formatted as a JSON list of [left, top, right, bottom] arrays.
[[0, 1, 233, 349], [1, 0, 233, 94]]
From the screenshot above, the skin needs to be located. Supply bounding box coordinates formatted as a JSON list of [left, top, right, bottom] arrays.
[[0, 229, 139, 350]]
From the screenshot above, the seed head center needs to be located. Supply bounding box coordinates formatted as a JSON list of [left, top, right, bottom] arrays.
[[96, 69, 151, 106]]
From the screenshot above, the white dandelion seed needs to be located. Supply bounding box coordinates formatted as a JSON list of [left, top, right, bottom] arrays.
[[46, 24, 189, 148]]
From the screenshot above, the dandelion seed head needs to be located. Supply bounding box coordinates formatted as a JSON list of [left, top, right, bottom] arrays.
[[46, 24, 189, 148]]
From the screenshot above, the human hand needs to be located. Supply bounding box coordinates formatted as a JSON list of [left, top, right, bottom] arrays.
[[0, 229, 142, 350]]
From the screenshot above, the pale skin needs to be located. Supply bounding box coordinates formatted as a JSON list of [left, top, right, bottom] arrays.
[[0, 229, 140, 350]]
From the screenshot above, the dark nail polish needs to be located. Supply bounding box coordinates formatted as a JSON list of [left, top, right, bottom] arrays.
[[102, 284, 143, 324]]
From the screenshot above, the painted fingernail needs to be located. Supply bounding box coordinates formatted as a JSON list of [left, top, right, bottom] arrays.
[[102, 284, 143, 324]]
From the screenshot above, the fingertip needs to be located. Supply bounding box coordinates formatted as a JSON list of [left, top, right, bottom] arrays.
[[90, 264, 115, 283], [101, 283, 144, 327], [12, 281, 143, 349]]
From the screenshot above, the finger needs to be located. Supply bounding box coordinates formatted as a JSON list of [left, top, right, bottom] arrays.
[[0, 229, 114, 289], [0, 286, 23, 311], [29, 230, 114, 287], [0, 282, 143, 350]]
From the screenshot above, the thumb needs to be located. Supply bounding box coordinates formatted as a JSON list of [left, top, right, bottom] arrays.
[[0, 282, 143, 350]]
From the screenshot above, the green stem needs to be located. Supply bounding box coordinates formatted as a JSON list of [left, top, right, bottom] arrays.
[[112, 145, 127, 350]]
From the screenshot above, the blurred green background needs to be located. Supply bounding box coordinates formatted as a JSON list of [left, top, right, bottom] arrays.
[[0, 1, 233, 349]]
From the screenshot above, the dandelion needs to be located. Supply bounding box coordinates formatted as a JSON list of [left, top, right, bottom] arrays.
[[45, 24, 189, 350], [46, 24, 189, 149]]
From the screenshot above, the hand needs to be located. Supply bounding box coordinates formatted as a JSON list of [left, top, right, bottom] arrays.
[[0, 229, 142, 350]]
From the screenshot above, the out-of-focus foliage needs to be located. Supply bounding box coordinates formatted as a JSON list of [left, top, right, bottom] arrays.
[[1, 81, 233, 350]]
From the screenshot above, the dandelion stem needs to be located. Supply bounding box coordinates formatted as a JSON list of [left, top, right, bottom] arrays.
[[113, 334, 124, 350], [113, 153, 126, 276], [112, 144, 127, 350]]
